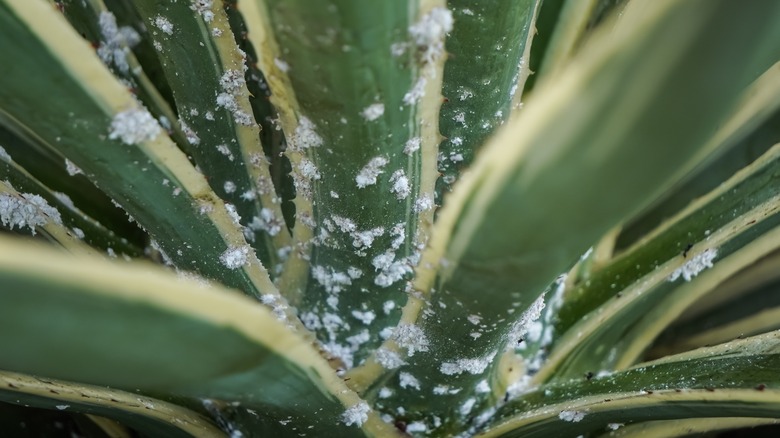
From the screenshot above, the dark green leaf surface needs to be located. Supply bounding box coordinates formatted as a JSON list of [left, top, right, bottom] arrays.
[[436, 0, 540, 201], [258, 0, 434, 365], [480, 332, 780, 437], [601, 417, 780, 438], [0, 155, 141, 256], [0, 0, 276, 297], [368, 1, 780, 432], [617, 79, 780, 252], [53, 0, 189, 150], [0, 400, 99, 438], [536, 142, 780, 381], [0, 371, 221, 438], [132, 0, 290, 272], [650, 255, 780, 358], [0, 236, 393, 437], [0, 113, 145, 247], [224, 0, 296, 234]]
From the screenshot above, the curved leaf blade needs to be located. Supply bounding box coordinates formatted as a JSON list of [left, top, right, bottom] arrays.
[[0, 234, 395, 437], [355, 0, 780, 432], [479, 332, 780, 437], [0, 370, 222, 438], [0, 0, 279, 301]]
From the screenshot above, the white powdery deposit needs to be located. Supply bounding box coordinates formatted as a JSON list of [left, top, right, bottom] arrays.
[[219, 245, 250, 269], [392, 324, 430, 356], [293, 116, 323, 150], [0, 192, 62, 234], [360, 103, 385, 121], [559, 410, 586, 422], [356, 156, 389, 188], [108, 108, 161, 145], [408, 7, 453, 63], [669, 247, 718, 282], [439, 352, 495, 376], [341, 402, 370, 427]]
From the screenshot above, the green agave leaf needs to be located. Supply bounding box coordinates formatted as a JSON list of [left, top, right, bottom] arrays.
[[601, 417, 780, 437], [533, 0, 600, 79], [649, 254, 780, 358], [0, 153, 142, 257], [0, 113, 145, 247], [616, 64, 780, 252], [522, 0, 625, 96], [0, 235, 396, 437], [478, 331, 780, 437], [549, 62, 780, 336], [0, 179, 97, 255], [223, 0, 296, 236], [243, 0, 443, 365], [613, 226, 780, 371], [348, 0, 780, 432], [435, 0, 540, 200], [584, 0, 627, 32], [0, 370, 221, 437], [52, 0, 190, 150], [0, 400, 104, 438], [0, 0, 283, 302], [535, 141, 780, 382], [238, 0, 316, 306], [521, 0, 563, 96], [130, 0, 291, 272]]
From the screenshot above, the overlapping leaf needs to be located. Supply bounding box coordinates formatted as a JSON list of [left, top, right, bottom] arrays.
[[0, 235, 395, 437], [348, 1, 780, 433]]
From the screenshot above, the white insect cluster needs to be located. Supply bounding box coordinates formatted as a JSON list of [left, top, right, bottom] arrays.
[[190, 0, 215, 22], [216, 69, 254, 126], [389, 170, 411, 200], [669, 247, 718, 282], [404, 137, 421, 155], [341, 401, 370, 427], [403, 77, 427, 105], [408, 7, 454, 63], [153, 16, 174, 35], [109, 108, 162, 145], [355, 156, 389, 188], [413, 195, 434, 212], [65, 159, 83, 176], [0, 192, 62, 235], [392, 324, 430, 356], [292, 116, 323, 150], [372, 250, 414, 287], [179, 118, 201, 145], [219, 245, 250, 270], [96, 11, 140, 74], [559, 410, 586, 422], [375, 347, 406, 369], [360, 103, 385, 121], [508, 294, 546, 346], [248, 208, 283, 237], [399, 372, 421, 390], [439, 352, 495, 376]]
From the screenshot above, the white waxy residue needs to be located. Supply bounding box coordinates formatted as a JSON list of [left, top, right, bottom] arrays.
[[559, 410, 586, 422], [360, 103, 385, 121], [219, 245, 250, 269], [109, 108, 161, 145], [0, 192, 62, 235], [356, 156, 389, 188], [669, 247, 717, 282], [341, 402, 370, 427], [408, 7, 453, 63]]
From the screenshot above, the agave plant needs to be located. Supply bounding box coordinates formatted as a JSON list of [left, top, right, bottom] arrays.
[[2, 0, 780, 436]]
